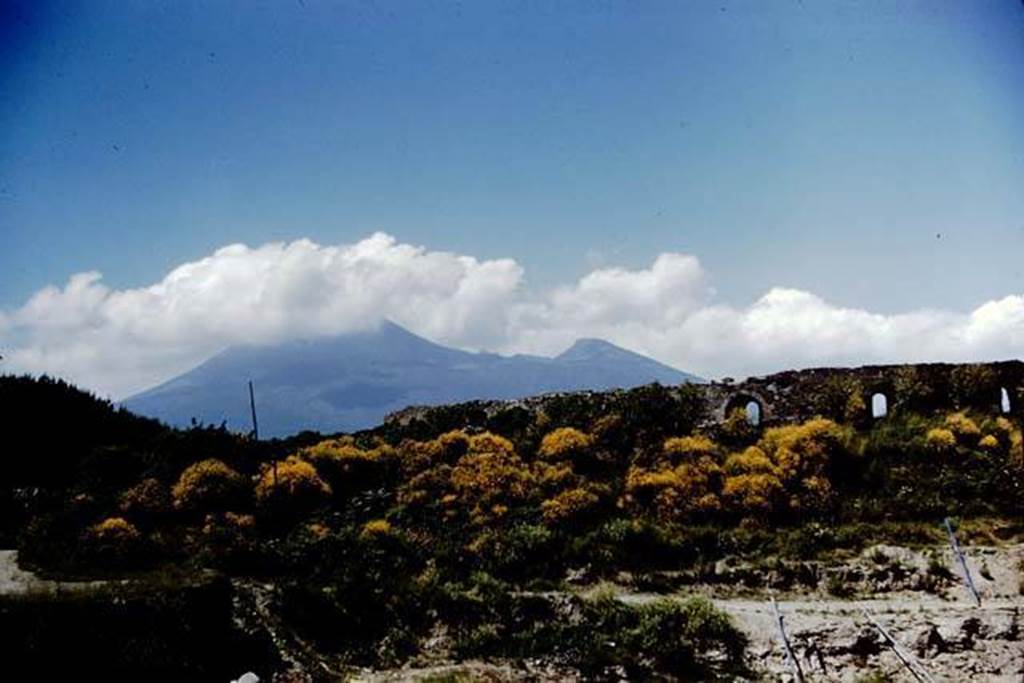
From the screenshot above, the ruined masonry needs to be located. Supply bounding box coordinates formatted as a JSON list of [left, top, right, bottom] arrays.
[[385, 360, 1023, 430]]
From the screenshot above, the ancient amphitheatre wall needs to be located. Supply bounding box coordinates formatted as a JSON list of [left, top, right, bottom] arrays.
[[384, 360, 1024, 431]]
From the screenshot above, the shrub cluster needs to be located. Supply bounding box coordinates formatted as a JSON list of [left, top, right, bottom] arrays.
[[171, 459, 247, 513], [255, 455, 331, 517], [624, 419, 854, 525], [8, 372, 1024, 676], [444, 582, 747, 679]]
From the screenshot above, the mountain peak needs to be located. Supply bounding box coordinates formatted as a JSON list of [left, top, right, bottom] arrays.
[[125, 323, 702, 436], [557, 338, 639, 361]]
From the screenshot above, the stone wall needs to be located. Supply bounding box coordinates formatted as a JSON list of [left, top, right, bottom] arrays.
[[704, 361, 1024, 427], [384, 361, 1024, 433]]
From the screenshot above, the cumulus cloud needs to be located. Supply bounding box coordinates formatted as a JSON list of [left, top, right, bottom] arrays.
[[508, 281, 1024, 382], [504, 252, 710, 359], [1, 232, 1022, 398], [0, 233, 522, 396]]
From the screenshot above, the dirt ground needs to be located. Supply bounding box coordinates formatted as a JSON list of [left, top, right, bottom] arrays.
[[705, 543, 1024, 681], [5, 544, 1021, 681], [354, 543, 1023, 682]]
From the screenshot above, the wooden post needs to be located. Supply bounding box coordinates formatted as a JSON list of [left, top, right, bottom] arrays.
[[944, 517, 981, 607], [770, 597, 805, 683], [861, 608, 936, 683]]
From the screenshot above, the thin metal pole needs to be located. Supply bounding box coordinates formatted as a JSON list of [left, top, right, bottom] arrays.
[[249, 380, 275, 486], [944, 517, 981, 607], [861, 608, 936, 683], [770, 597, 805, 683], [248, 380, 259, 441]]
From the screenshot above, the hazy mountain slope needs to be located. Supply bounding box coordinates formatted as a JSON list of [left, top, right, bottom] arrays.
[[124, 321, 702, 436]]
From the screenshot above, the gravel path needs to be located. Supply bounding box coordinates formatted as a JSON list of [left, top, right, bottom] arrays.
[[0, 549, 109, 596], [0, 550, 44, 594]]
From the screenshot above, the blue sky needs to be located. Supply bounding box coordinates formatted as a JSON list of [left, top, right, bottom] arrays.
[[4, 0, 1024, 310], [3, 1, 1024, 395]]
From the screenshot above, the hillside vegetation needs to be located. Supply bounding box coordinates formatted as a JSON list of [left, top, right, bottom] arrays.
[[2, 373, 1022, 679]]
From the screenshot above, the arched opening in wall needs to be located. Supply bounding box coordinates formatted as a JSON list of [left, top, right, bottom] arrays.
[[745, 400, 761, 426], [871, 393, 888, 419], [723, 395, 765, 429], [1000, 387, 1011, 414]]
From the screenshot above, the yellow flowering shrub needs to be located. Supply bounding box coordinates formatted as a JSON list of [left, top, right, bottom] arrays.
[[721, 450, 785, 516], [397, 461, 453, 508], [202, 511, 255, 537], [449, 449, 534, 525], [794, 474, 834, 514], [978, 434, 1001, 452], [723, 446, 775, 475], [86, 516, 143, 564], [302, 440, 371, 465], [399, 432, 537, 526], [433, 430, 472, 461], [925, 427, 957, 452], [994, 416, 1014, 437], [468, 432, 516, 456], [622, 455, 723, 523], [255, 455, 332, 516], [538, 427, 594, 461], [945, 412, 981, 442], [300, 435, 356, 460], [758, 418, 848, 481], [663, 435, 719, 463], [1013, 431, 1024, 466], [540, 487, 600, 524], [300, 438, 393, 493], [990, 417, 1024, 463], [533, 460, 575, 489], [361, 519, 392, 538], [722, 473, 784, 514], [721, 418, 850, 517], [720, 407, 757, 444], [171, 459, 246, 512], [90, 516, 140, 543], [119, 477, 171, 519], [397, 431, 471, 476], [619, 418, 852, 521], [397, 438, 432, 474], [225, 511, 256, 530]]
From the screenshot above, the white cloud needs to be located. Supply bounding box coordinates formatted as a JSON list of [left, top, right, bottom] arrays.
[[1, 232, 1022, 398], [505, 252, 710, 358], [0, 233, 522, 396]]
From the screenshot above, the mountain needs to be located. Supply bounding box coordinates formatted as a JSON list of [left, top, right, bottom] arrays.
[[123, 322, 703, 437]]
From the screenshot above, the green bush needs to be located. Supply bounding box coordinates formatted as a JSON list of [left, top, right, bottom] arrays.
[[449, 586, 746, 679], [629, 597, 747, 674]]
